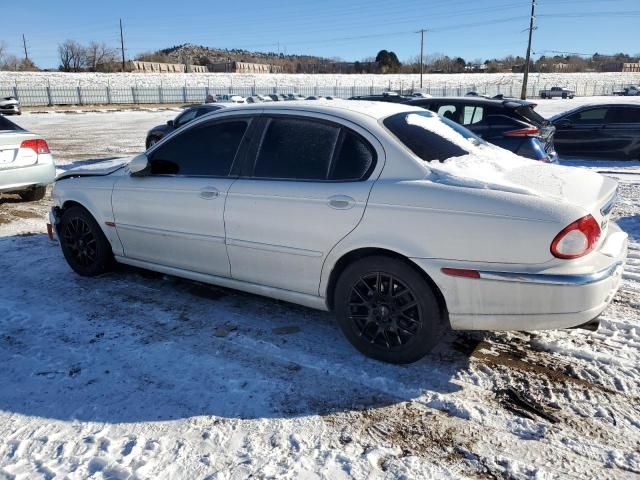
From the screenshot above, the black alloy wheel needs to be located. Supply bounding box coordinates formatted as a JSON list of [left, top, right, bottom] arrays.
[[347, 272, 422, 349], [334, 255, 447, 364], [59, 206, 113, 276], [62, 217, 98, 267]]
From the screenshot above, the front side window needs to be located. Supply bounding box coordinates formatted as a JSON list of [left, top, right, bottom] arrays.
[[436, 104, 460, 123], [150, 120, 248, 176], [383, 111, 479, 162], [254, 118, 340, 180], [569, 108, 608, 124]]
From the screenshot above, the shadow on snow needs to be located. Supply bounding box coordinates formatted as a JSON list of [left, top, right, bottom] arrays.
[[0, 233, 472, 424]]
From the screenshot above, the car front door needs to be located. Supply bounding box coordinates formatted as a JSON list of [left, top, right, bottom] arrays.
[[112, 116, 253, 276], [224, 114, 382, 295], [554, 107, 609, 156]]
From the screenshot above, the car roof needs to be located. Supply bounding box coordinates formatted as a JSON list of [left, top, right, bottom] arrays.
[[406, 96, 534, 107], [218, 100, 426, 120]]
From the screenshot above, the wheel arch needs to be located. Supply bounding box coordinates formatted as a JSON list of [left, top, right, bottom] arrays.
[[324, 247, 448, 319]]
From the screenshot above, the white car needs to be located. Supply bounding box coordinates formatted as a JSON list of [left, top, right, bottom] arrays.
[[49, 101, 628, 363], [0, 116, 56, 201], [0, 96, 21, 115]]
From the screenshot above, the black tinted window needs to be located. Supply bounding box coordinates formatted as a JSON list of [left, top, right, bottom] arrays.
[[175, 108, 198, 127], [383, 111, 471, 162], [150, 121, 247, 176], [0, 116, 22, 131], [254, 118, 340, 179], [607, 107, 640, 124], [330, 131, 375, 180], [569, 108, 607, 124], [196, 106, 222, 118]]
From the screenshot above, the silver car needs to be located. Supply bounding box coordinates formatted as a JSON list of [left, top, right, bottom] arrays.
[[0, 116, 56, 201]]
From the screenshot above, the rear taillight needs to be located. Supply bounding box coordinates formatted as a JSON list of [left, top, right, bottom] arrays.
[[551, 215, 601, 259], [20, 139, 50, 154], [504, 127, 540, 137]]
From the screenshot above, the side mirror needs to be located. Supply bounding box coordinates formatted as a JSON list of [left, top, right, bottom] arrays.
[[128, 153, 150, 176], [167, 120, 174, 127]]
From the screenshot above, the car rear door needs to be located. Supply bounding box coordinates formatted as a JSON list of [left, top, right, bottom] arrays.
[[602, 106, 640, 158], [112, 116, 253, 277], [224, 113, 382, 296]]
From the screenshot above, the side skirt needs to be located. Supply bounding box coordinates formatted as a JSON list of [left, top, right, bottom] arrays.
[[114, 255, 330, 312]]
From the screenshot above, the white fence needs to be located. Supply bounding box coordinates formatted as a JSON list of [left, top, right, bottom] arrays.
[[0, 79, 627, 106]]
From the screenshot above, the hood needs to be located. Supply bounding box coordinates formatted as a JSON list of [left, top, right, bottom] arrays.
[[56, 157, 130, 181]]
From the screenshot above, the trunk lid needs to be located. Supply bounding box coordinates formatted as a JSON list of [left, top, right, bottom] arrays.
[[504, 162, 618, 225], [0, 132, 40, 169]]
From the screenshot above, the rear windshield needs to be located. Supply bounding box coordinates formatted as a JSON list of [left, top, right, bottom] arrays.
[[514, 105, 548, 126], [0, 116, 23, 132], [383, 110, 482, 162]]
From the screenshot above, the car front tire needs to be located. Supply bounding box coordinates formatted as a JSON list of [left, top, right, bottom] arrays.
[[334, 255, 447, 364], [19, 186, 46, 202], [59, 205, 113, 277]]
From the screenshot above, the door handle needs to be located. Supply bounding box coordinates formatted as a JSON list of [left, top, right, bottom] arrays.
[[199, 187, 220, 199], [328, 195, 355, 210]]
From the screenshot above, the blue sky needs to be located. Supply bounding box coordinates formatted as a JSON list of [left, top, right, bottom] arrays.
[[2, 0, 639, 68]]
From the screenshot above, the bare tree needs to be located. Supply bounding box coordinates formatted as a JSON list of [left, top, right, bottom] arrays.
[[58, 40, 86, 72], [85, 41, 117, 71]]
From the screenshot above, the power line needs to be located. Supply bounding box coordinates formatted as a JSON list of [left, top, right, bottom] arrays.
[[416, 29, 428, 88], [521, 0, 536, 100], [22, 34, 29, 61], [119, 18, 126, 72]]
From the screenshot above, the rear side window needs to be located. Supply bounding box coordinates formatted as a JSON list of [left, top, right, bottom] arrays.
[[383, 111, 471, 162], [462, 105, 484, 125], [607, 107, 640, 124], [252, 117, 375, 181], [150, 120, 247, 176], [514, 105, 547, 126], [330, 131, 375, 180], [254, 118, 340, 180]]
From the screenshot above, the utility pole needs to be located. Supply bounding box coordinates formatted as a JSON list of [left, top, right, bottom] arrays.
[[22, 34, 29, 61], [520, 0, 536, 99], [119, 18, 126, 72], [416, 29, 427, 89]]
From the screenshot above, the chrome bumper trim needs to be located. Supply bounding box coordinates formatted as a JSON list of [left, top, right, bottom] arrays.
[[478, 262, 624, 286]]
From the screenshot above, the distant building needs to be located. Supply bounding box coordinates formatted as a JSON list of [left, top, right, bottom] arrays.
[[601, 62, 623, 72], [464, 63, 488, 72], [208, 61, 283, 73], [623, 62, 640, 72], [127, 61, 207, 73]]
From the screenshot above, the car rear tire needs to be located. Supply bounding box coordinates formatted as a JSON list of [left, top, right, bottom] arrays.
[[541, 93, 546, 99], [562, 93, 567, 99], [334, 255, 447, 364], [59, 205, 113, 277], [19, 186, 46, 202]]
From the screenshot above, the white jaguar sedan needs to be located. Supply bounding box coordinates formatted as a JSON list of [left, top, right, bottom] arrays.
[[49, 101, 628, 363]]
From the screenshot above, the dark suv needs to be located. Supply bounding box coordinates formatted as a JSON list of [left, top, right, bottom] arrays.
[[145, 103, 227, 148], [403, 97, 557, 162]]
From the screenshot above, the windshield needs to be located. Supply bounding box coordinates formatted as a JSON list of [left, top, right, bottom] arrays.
[[383, 110, 484, 162]]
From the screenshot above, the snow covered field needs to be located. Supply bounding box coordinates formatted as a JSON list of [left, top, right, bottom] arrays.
[[0, 99, 639, 479], [1, 71, 640, 91]]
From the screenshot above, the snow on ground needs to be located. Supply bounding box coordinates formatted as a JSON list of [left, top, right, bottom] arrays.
[[0, 98, 639, 479], [2, 71, 640, 91]]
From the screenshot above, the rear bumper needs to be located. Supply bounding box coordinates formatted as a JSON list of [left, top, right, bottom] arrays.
[[412, 224, 628, 331], [0, 162, 56, 193]]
